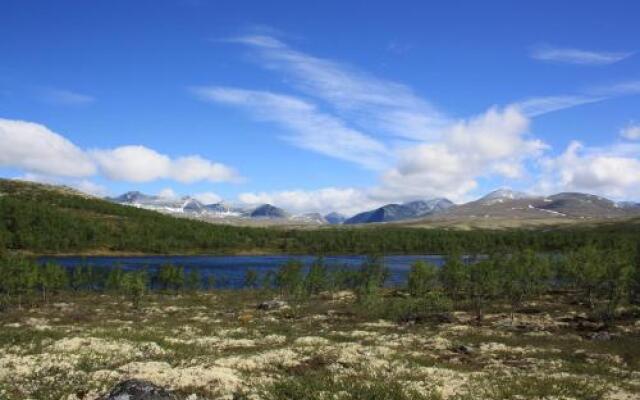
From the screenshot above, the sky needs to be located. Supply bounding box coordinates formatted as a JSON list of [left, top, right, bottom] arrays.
[[1, 0, 640, 215]]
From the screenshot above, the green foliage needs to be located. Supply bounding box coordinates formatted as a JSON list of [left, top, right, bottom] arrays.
[[157, 264, 185, 291], [243, 269, 259, 289], [357, 293, 452, 323], [354, 256, 389, 300], [121, 270, 148, 308], [38, 263, 68, 303], [499, 249, 551, 315], [186, 269, 201, 291], [407, 260, 439, 297], [3, 179, 640, 256], [276, 260, 304, 297], [303, 258, 328, 296], [465, 257, 502, 321], [440, 251, 468, 301]]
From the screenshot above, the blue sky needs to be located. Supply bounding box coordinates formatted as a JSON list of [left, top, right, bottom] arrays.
[[1, 1, 639, 214]]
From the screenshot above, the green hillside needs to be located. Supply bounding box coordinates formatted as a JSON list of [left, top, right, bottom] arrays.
[[0, 179, 282, 254], [0, 179, 639, 255]]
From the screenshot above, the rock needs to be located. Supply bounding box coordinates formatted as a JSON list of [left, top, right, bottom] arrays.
[[97, 379, 178, 400], [452, 344, 474, 355], [257, 300, 287, 310], [587, 331, 612, 341]]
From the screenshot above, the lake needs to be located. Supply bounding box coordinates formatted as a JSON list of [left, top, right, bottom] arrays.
[[38, 255, 448, 289]]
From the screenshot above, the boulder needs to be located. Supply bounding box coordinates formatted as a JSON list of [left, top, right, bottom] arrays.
[[257, 300, 287, 310], [97, 379, 178, 400]]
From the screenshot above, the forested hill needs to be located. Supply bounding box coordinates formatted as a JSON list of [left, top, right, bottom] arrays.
[[0, 179, 639, 255]]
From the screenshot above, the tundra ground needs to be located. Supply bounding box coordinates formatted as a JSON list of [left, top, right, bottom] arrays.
[[1, 291, 639, 400]]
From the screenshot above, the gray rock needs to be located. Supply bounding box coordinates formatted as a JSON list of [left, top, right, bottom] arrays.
[[453, 344, 474, 355], [587, 331, 612, 341], [257, 300, 287, 310], [97, 380, 178, 400]]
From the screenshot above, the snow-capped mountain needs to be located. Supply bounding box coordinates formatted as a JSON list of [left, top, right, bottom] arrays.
[[107, 189, 640, 226], [478, 189, 534, 205]]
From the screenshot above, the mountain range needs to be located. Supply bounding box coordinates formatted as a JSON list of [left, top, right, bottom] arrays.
[[107, 188, 640, 227]]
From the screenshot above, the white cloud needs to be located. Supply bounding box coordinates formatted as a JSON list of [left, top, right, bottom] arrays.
[[537, 141, 640, 199], [239, 187, 380, 216], [0, 117, 240, 186], [13, 173, 107, 197], [621, 123, 640, 140], [229, 34, 449, 141], [513, 80, 640, 117], [513, 95, 606, 117], [39, 88, 95, 106], [194, 87, 389, 169], [193, 191, 222, 204], [92, 145, 240, 183], [374, 107, 546, 202], [158, 187, 178, 199], [530, 45, 633, 65], [0, 118, 96, 177]]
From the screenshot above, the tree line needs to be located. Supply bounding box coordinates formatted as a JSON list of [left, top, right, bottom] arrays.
[[2, 246, 639, 323], [1, 178, 640, 255]]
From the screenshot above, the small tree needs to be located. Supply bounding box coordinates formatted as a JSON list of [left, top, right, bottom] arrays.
[[597, 249, 633, 322], [38, 263, 68, 303], [565, 246, 606, 309], [157, 264, 185, 291], [355, 256, 389, 301], [206, 274, 217, 291], [186, 269, 201, 292], [122, 271, 148, 309], [465, 257, 501, 323], [501, 249, 551, 321], [276, 260, 304, 298], [440, 251, 468, 303], [105, 268, 126, 292], [304, 258, 328, 296], [243, 269, 259, 289], [407, 260, 439, 297]]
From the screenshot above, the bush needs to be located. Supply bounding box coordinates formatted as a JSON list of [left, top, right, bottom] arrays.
[[407, 260, 439, 297], [276, 260, 304, 298]]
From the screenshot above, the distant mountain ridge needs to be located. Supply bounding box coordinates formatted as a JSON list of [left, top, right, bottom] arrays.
[[107, 189, 640, 226], [344, 199, 454, 224]]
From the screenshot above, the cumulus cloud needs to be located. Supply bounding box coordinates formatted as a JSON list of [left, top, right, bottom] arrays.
[[537, 141, 640, 199], [530, 45, 633, 65], [0, 117, 240, 186], [194, 87, 389, 169], [193, 192, 222, 204], [374, 107, 546, 202], [92, 145, 239, 183], [239, 187, 380, 216], [158, 187, 178, 199], [0, 118, 96, 177], [621, 123, 640, 140]]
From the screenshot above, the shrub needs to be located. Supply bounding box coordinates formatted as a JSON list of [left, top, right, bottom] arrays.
[[407, 260, 439, 297]]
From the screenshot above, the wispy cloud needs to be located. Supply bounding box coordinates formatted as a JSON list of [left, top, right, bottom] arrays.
[[193, 86, 390, 170], [228, 34, 449, 141], [39, 88, 95, 106], [513, 95, 606, 117], [530, 45, 633, 65], [621, 122, 640, 141], [513, 80, 640, 117]]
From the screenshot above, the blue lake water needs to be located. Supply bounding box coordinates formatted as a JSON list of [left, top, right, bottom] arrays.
[[38, 255, 448, 289]]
